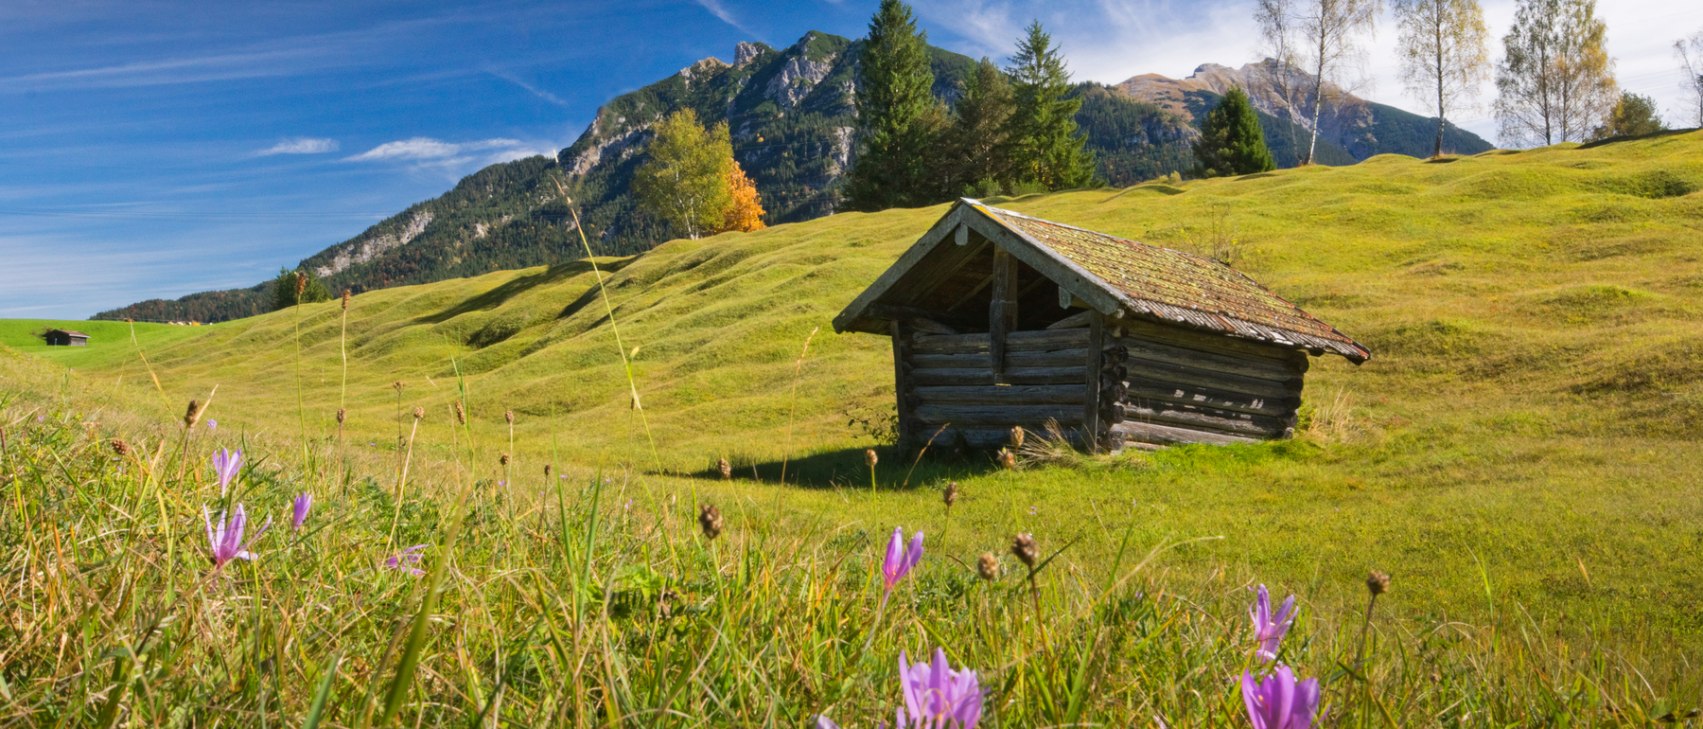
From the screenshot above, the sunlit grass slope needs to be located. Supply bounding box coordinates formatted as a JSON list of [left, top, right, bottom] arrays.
[[11, 131, 1703, 698]]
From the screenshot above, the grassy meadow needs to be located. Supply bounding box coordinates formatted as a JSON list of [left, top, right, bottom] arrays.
[[3, 131, 1702, 725]]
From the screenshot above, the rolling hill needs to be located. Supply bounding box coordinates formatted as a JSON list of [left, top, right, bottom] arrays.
[[98, 33, 1490, 324], [10, 131, 1703, 685]]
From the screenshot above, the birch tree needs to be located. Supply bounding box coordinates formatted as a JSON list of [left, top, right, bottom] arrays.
[[1395, 0, 1490, 157], [1255, 0, 1303, 155], [634, 110, 733, 240], [1295, 0, 1379, 165], [1677, 31, 1703, 128], [1494, 0, 1616, 146]]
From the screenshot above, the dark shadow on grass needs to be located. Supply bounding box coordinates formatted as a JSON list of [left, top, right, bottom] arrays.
[[413, 257, 634, 325], [675, 445, 1004, 491]]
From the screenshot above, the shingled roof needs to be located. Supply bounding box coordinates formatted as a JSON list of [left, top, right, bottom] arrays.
[[834, 199, 1370, 363]]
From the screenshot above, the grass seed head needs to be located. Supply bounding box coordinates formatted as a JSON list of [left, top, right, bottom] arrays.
[[997, 448, 1017, 470], [336, 408, 346, 425], [109, 438, 130, 457], [1367, 570, 1391, 596], [717, 457, 732, 480], [453, 401, 466, 425], [1011, 533, 1038, 569], [182, 399, 204, 429], [504, 409, 514, 425], [341, 289, 350, 310], [293, 271, 307, 298], [544, 464, 553, 478], [392, 381, 404, 393], [412, 406, 424, 421], [864, 448, 878, 468], [977, 552, 999, 581], [943, 481, 959, 508], [499, 452, 510, 466], [698, 503, 724, 540], [1009, 425, 1025, 449]]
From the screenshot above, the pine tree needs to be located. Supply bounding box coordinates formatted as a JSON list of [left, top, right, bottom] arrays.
[[634, 109, 734, 240], [945, 57, 1016, 196], [1194, 88, 1277, 178], [1591, 92, 1666, 140], [846, 0, 944, 211], [1006, 21, 1096, 190], [719, 160, 767, 233]]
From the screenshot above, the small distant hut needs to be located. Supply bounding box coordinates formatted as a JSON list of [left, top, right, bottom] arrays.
[[832, 199, 1370, 452], [43, 329, 90, 347]]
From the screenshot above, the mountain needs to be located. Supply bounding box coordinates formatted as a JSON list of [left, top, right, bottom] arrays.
[[97, 37, 1491, 324], [1114, 60, 1493, 164]]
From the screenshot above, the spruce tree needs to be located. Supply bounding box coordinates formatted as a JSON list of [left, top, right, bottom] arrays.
[[1006, 21, 1097, 190], [945, 57, 1016, 196], [846, 0, 943, 211], [1194, 87, 1277, 178]]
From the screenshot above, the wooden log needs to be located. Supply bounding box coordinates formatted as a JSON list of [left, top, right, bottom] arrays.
[[912, 328, 1089, 355], [913, 384, 1089, 405], [1083, 314, 1106, 452], [1046, 309, 1097, 330], [1116, 317, 1310, 366], [913, 404, 1084, 426], [1111, 420, 1259, 447], [911, 366, 1086, 386], [892, 320, 915, 448], [936, 426, 1087, 450], [1113, 336, 1302, 382], [990, 248, 1015, 381], [910, 348, 1091, 370], [1121, 381, 1298, 418], [1119, 359, 1303, 400], [1115, 402, 1288, 437]]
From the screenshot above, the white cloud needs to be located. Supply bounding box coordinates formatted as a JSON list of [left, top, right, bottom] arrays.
[[691, 0, 761, 39], [257, 137, 339, 156], [346, 137, 526, 162], [485, 67, 571, 108]]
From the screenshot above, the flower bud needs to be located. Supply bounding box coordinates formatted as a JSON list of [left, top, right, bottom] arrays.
[[698, 503, 724, 540], [110, 438, 130, 457], [499, 452, 510, 466], [864, 448, 878, 468], [412, 406, 425, 420], [504, 409, 514, 425], [997, 448, 1017, 470], [1367, 571, 1391, 596], [942, 481, 959, 508], [1011, 533, 1038, 569], [1009, 425, 1025, 449], [977, 552, 999, 581], [717, 457, 732, 480], [544, 464, 553, 478]]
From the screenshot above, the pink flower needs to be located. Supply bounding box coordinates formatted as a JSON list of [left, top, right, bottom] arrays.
[[386, 544, 427, 576], [203, 503, 269, 569], [1241, 665, 1319, 729], [882, 527, 924, 593], [211, 448, 242, 496], [1249, 585, 1297, 661], [291, 492, 312, 532]]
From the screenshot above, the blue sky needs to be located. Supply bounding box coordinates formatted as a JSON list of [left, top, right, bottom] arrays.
[[3, 0, 1698, 319]]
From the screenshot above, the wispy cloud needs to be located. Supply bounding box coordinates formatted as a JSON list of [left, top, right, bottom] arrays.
[[485, 67, 571, 108], [691, 0, 760, 39], [346, 137, 526, 162], [258, 137, 339, 156]]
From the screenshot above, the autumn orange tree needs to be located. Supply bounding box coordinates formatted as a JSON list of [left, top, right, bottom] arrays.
[[720, 161, 765, 233]]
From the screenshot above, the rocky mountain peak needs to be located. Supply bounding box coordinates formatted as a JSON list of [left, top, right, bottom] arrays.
[[734, 41, 767, 67]]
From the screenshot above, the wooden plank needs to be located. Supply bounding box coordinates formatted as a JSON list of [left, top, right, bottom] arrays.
[[911, 348, 1089, 370], [911, 366, 1085, 386], [914, 404, 1084, 426], [938, 426, 1088, 450], [1116, 402, 1288, 437], [914, 384, 1089, 405], [989, 247, 1015, 382], [912, 328, 1089, 355], [1117, 317, 1307, 365], [1113, 336, 1302, 382], [833, 204, 965, 333], [1111, 421, 1259, 447], [1121, 381, 1299, 418], [1084, 314, 1106, 453], [1045, 309, 1096, 330], [961, 209, 1125, 318], [892, 320, 914, 447], [1120, 358, 1304, 399]]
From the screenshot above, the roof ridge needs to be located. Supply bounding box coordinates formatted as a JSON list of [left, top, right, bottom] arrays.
[[969, 199, 1235, 272]]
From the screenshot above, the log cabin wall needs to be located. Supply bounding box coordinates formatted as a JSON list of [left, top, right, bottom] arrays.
[[898, 325, 1109, 450], [1103, 317, 1309, 449]]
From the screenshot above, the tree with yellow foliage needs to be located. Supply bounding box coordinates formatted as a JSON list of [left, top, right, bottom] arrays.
[[720, 161, 765, 233]]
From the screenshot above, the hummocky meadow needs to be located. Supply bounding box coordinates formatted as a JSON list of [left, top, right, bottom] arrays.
[[3, 132, 1702, 725]]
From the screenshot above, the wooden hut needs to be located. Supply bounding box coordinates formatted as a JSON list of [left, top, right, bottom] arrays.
[[832, 199, 1370, 452], [43, 329, 90, 347]]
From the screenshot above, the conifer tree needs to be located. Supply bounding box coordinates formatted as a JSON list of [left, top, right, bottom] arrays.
[[846, 0, 943, 211], [720, 160, 767, 233], [1006, 21, 1096, 190], [1194, 88, 1277, 178], [1591, 92, 1665, 140], [945, 57, 1016, 195], [634, 109, 734, 240]]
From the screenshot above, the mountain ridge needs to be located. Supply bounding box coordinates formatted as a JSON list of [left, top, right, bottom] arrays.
[[97, 32, 1491, 323]]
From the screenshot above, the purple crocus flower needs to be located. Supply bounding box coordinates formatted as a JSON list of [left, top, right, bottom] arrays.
[[206, 418, 218, 432], [291, 492, 312, 532], [386, 544, 427, 576], [203, 503, 269, 569], [896, 648, 983, 728], [211, 448, 242, 496], [1241, 665, 1319, 729], [1249, 584, 1298, 661], [882, 527, 924, 593]]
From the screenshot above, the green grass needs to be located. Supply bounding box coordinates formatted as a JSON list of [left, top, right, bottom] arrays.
[[3, 131, 1703, 724], [0, 318, 202, 367]]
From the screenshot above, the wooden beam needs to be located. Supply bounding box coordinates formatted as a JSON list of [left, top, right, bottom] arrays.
[[892, 320, 915, 448], [1084, 314, 1106, 453], [832, 204, 965, 333], [989, 247, 1016, 382], [954, 223, 969, 246], [1046, 309, 1096, 330]]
